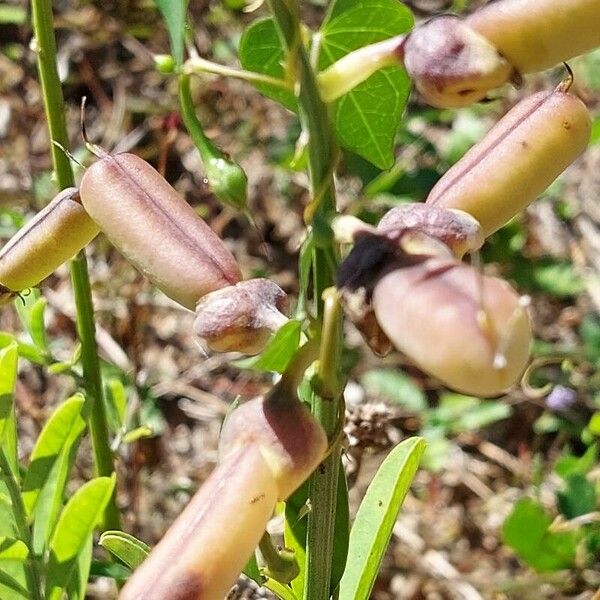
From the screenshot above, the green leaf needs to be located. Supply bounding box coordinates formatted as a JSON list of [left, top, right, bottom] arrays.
[[238, 18, 297, 111], [155, 0, 188, 66], [234, 320, 302, 373], [318, 0, 413, 168], [557, 474, 596, 519], [0, 538, 28, 562], [330, 462, 349, 594], [65, 536, 92, 600], [23, 394, 86, 516], [338, 437, 425, 600], [0, 343, 18, 479], [242, 551, 262, 586], [0, 5, 27, 24], [512, 258, 584, 298], [122, 425, 154, 445], [106, 378, 128, 432], [99, 530, 150, 569], [263, 577, 298, 600], [15, 290, 48, 352], [554, 445, 597, 479], [0, 565, 30, 599], [0, 332, 46, 366], [361, 369, 426, 411], [46, 475, 116, 600], [502, 497, 579, 572], [284, 482, 309, 598]]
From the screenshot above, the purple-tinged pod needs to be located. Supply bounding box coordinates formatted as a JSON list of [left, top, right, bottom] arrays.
[[401, 16, 513, 108], [194, 278, 289, 355], [372, 256, 532, 397], [79, 153, 242, 311], [0, 188, 99, 303], [119, 444, 279, 600], [426, 85, 591, 236], [219, 391, 328, 500], [120, 383, 327, 599], [466, 0, 600, 76]]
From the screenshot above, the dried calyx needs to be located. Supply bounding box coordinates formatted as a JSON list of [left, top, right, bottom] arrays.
[[400, 15, 514, 108], [194, 278, 289, 355]]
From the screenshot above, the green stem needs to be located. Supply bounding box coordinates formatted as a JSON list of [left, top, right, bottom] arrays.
[[178, 73, 218, 163], [267, 2, 345, 597], [31, 0, 120, 530], [0, 449, 43, 600], [184, 57, 293, 91]]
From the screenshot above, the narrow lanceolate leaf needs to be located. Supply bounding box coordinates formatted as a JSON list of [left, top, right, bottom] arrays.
[[155, 0, 189, 66], [99, 531, 150, 570], [0, 537, 29, 562], [45, 476, 116, 600], [65, 536, 93, 600], [338, 437, 425, 600], [23, 394, 86, 516], [0, 566, 30, 599], [318, 0, 413, 169], [0, 342, 18, 478]]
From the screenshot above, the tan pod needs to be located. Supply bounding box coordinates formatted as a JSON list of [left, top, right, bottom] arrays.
[[79, 153, 242, 311], [372, 257, 532, 397], [426, 85, 591, 236], [119, 445, 278, 600], [467, 0, 600, 75], [0, 188, 99, 301]]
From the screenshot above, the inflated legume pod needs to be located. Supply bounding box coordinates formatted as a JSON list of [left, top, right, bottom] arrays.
[[120, 385, 327, 600], [79, 152, 242, 311], [426, 83, 591, 236], [0, 188, 99, 303], [467, 0, 600, 75], [372, 256, 532, 397]]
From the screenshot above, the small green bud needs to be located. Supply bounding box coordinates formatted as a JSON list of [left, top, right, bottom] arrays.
[[153, 54, 176, 74], [204, 155, 248, 211]]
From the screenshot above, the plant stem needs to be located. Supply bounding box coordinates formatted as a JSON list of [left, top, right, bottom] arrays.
[[31, 0, 120, 530], [184, 57, 293, 91], [0, 449, 42, 600], [267, 1, 345, 598]]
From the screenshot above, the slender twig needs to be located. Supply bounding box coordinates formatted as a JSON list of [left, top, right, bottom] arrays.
[[0, 449, 43, 600], [31, 0, 120, 530]]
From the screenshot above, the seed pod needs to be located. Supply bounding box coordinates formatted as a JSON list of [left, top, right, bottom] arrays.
[[120, 384, 326, 600], [467, 0, 600, 75], [79, 153, 242, 311], [401, 16, 513, 108], [194, 278, 289, 355], [426, 85, 591, 236], [119, 444, 279, 600], [372, 256, 531, 397], [0, 188, 99, 302], [219, 391, 328, 500]]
